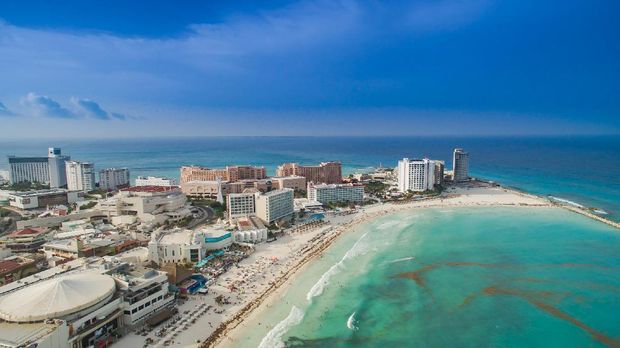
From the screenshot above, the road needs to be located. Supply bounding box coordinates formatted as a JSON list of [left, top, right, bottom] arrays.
[[187, 205, 215, 229]]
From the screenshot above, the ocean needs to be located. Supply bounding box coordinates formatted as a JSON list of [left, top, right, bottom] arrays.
[[238, 207, 620, 347], [1, 136, 619, 346], [1, 136, 619, 221]]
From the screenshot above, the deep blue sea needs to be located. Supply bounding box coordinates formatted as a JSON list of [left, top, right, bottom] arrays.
[[0, 136, 619, 221]]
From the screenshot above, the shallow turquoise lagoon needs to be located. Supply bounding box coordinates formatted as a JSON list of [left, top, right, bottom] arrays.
[[236, 207, 620, 348]]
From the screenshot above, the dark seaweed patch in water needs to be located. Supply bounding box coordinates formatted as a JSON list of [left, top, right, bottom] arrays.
[[393, 262, 620, 348], [482, 286, 620, 348]]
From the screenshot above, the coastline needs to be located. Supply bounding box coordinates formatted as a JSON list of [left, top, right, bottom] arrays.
[[114, 183, 620, 348], [206, 185, 577, 348]]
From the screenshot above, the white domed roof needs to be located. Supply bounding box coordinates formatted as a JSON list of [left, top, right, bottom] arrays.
[[0, 273, 116, 322]]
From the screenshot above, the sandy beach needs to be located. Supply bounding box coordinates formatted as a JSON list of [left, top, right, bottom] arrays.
[[206, 185, 554, 348]]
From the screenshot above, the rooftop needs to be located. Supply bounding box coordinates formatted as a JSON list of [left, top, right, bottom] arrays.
[[0, 260, 21, 274], [260, 188, 293, 197], [158, 229, 193, 245], [7, 227, 47, 237], [10, 189, 71, 197], [121, 185, 179, 193], [0, 272, 116, 322]]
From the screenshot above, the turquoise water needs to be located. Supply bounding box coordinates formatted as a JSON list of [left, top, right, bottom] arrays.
[[1, 136, 618, 221], [235, 207, 620, 347]]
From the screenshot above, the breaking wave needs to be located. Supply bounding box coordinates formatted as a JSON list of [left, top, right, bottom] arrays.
[[306, 231, 370, 301], [258, 306, 305, 348]]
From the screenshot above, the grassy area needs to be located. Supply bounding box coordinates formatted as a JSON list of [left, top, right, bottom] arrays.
[[364, 180, 390, 196], [0, 181, 50, 191], [79, 201, 98, 210]]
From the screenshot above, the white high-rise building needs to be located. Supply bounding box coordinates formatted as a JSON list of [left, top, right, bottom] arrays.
[[397, 158, 435, 192], [227, 192, 256, 221], [47, 147, 71, 188], [254, 188, 294, 225], [66, 161, 96, 191], [135, 176, 177, 187], [452, 148, 469, 182], [8, 156, 50, 184], [99, 168, 130, 191]]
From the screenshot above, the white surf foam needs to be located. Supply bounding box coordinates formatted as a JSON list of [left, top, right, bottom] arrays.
[[258, 306, 305, 348], [306, 232, 370, 301], [347, 311, 358, 331], [387, 256, 415, 264], [548, 196, 585, 208]]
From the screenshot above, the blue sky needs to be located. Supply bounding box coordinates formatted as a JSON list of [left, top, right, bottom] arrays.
[[0, 0, 618, 137]]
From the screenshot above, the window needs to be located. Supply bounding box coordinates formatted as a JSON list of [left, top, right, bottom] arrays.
[[132, 308, 137, 314]]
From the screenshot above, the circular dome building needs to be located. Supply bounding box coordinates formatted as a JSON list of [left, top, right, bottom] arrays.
[[0, 273, 116, 323]]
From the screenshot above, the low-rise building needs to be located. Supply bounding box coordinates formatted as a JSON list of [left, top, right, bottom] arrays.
[[307, 183, 364, 204], [7, 188, 82, 210], [181, 180, 244, 198], [255, 188, 294, 225], [114, 266, 175, 326], [135, 176, 177, 187], [234, 216, 268, 243], [0, 255, 44, 286], [147, 227, 232, 266], [97, 186, 190, 224], [0, 227, 50, 252], [0, 256, 176, 348]]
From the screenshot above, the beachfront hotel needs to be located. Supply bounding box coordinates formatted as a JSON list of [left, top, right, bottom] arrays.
[[135, 176, 177, 187], [180, 165, 266, 184], [276, 161, 342, 184], [99, 167, 130, 191], [254, 188, 295, 225], [7, 147, 71, 188], [397, 158, 436, 192], [66, 160, 96, 191], [307, 183, 364, 204], [227, 191, 257, 220], [453, 148, 470, 182]]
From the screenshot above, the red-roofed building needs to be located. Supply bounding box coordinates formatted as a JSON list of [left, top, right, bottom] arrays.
[[0, 228, 49, 253], [0, 256, 42, 286]]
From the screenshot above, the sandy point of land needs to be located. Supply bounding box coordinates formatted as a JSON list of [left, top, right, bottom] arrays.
[[210, 186, 551, 348]]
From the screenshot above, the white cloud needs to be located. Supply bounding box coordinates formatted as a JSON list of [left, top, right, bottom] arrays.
[[20, 92, 77, 119]]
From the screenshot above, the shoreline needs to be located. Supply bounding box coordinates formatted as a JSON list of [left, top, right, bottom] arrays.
[[206, 185, 590, 348]]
